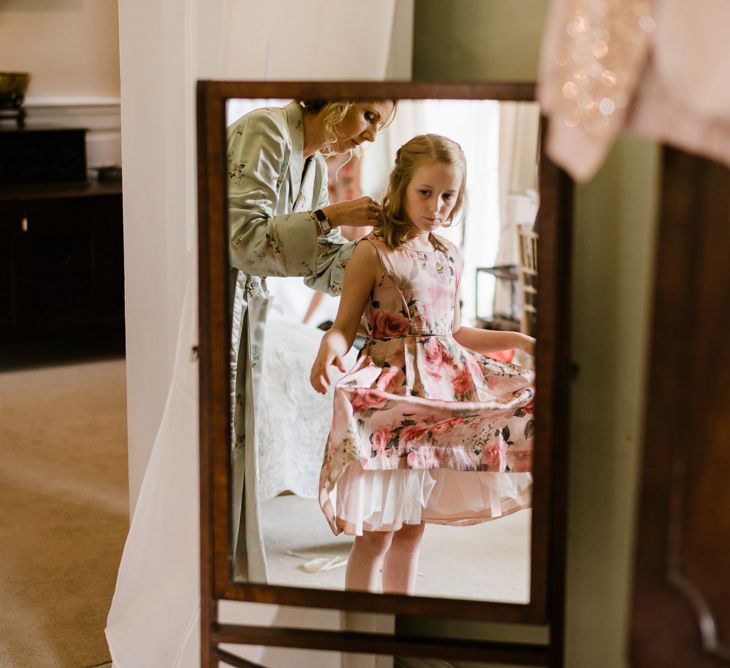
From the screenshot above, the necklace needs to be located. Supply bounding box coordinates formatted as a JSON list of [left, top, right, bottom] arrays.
[[401, 243, 434, 252], [401, 233, 436, 253]]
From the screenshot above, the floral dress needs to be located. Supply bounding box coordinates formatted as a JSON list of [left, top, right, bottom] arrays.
[[319, 233, 535, 536]]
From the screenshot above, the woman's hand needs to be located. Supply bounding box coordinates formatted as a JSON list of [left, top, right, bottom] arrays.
[[322, 196, 381, 229], [310, 331, 348, 394]]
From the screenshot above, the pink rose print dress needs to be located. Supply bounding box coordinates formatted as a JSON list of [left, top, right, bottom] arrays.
[[319, 233, 535, 536]]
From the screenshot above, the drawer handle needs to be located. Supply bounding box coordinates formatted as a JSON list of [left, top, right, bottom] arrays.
[[21, 216, 28, 232]]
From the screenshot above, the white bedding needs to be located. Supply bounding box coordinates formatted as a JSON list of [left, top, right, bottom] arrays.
[[256, 317, 357, 501]]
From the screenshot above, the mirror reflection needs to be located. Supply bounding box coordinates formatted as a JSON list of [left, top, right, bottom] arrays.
[[226, 97, 540, 603]]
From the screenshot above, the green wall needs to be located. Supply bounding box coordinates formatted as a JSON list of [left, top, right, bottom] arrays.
[[412, 2, 660, 666], [414, 0, 549, 82]]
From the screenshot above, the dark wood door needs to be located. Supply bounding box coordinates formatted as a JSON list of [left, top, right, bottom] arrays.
[[630, 147, 730, 666]]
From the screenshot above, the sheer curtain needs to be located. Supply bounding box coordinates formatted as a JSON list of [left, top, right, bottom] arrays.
[[493, 102, 540, 320], [106, 1, 403, 666]]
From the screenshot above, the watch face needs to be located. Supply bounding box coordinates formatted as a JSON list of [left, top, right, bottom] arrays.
[[316, 210, 331, 232]]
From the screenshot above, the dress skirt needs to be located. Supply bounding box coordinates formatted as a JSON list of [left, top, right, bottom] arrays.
[[332, 463, 532, 536]]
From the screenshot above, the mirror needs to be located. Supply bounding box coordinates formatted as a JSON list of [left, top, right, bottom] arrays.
[[198, 81, 570, 624]]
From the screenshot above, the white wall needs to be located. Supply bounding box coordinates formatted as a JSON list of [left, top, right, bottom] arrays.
[[0, 0, 120, 101], [0, 1, 121, 167]]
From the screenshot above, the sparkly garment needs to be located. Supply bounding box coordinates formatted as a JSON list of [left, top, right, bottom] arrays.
[[319, 235, 535, 536], [539, 0, 657, 180], [540, 0, 730, 179]]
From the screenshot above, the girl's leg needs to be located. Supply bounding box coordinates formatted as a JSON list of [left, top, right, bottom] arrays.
[[382, 522, 426, 595], [345, 530, 394, 592]]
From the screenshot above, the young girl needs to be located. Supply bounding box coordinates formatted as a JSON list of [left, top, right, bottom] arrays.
[[309, 134, 535, 595]]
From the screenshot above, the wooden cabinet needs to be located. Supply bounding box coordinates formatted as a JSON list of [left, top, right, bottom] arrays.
[[0, 180, 124, 340]]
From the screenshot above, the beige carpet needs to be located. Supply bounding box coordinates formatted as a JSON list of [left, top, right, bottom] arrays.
[[0, 357, 128, 668]]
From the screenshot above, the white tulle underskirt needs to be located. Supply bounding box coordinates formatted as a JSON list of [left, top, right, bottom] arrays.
[[331, 463, 532, 536]]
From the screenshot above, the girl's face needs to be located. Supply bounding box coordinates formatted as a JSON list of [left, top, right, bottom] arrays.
[[402, 161, 463, 236], [333, 101, 394, 152]]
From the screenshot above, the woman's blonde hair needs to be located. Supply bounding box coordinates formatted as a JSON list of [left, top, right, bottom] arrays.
[[375, 134, 467, 251], [299, 100, 396, 158]]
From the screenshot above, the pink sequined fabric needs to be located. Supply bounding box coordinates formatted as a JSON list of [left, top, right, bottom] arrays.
[[539, 0, 657, 179]]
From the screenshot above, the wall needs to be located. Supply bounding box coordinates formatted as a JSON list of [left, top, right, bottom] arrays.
[[413, 1, 660, 666], [0, 1, 122, 168], [0, 0, 120, 101], [414, 0, 548, 82]]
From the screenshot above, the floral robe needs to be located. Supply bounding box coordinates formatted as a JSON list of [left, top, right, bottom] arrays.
[[227, 101, 354, 580]]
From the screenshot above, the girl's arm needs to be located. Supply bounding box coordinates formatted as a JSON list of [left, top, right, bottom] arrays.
[[302, 290, 326, 325], [452, 284, 535, 356], [310, 241, 379, 393]]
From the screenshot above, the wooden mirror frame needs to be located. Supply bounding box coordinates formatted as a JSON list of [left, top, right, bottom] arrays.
[[197, 81, 573, 666]]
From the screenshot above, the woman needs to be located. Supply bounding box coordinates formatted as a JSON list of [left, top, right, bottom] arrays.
[[226, 99, 395, 581]]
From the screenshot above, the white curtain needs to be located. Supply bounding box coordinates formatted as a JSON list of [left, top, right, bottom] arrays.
[[106, 260, 203, 667], [106, 1, 406, 666], [492, 103, 540, 320]]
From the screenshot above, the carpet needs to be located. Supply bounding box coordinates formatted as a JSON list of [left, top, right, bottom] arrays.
[[262, 494, 531, 602], [0, 357, 128, 667]]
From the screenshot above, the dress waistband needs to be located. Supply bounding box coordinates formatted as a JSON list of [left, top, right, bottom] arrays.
[[367, 332, 450, 341]]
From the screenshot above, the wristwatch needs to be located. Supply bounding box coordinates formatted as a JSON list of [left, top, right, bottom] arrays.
[[312, 208, 332, 235]]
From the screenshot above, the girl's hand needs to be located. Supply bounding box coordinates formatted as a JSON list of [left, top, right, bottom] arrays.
[[518, 334, 536, 356], [310, 346, 346, 394], [322, 196, 381, 229]]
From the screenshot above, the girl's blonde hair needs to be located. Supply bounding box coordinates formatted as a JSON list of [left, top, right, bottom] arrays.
[[299, 100, 396, 158], [375, 134, 467, 251]]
